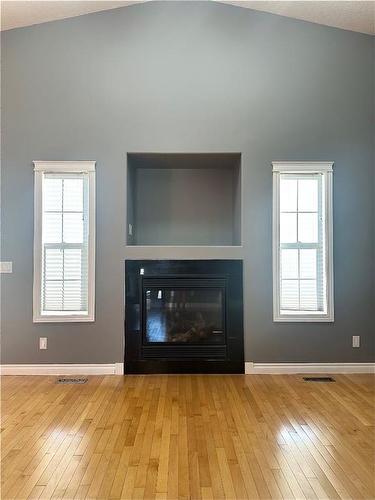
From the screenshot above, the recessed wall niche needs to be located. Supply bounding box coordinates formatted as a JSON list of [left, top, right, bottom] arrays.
[[126, 153, 242, 246]]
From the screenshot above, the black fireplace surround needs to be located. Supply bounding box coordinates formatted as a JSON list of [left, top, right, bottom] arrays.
[[125, 260, 244, 374]]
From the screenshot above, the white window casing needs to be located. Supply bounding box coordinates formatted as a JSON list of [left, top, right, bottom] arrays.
[[33, 161, 96, 322], [272, 162, 334, 322]]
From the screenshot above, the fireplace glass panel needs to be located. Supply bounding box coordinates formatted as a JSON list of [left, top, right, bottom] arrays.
[[144, 288, 224, 344]]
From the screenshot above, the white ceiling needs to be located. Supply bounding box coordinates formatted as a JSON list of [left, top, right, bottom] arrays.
[[1, 0, 374, 34], [0, 1, 140, 31], [225, 1, 374, 34]]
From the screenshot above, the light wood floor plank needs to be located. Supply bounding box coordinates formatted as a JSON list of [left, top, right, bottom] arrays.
[[1, 374, 374, 499]]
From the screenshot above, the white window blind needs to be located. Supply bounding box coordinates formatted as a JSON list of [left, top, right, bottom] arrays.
[[33, 161, 95, 322], [273, 162, 333, 322]]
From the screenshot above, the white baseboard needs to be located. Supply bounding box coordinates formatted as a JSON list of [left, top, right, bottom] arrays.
[[0, 363, 124, 376], [245, 362, 375, 374], [1, 363, 373, 376]]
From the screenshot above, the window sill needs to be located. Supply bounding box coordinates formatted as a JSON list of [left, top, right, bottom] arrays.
[[33, 314, 95, 323], [273, 313, 334, 323]]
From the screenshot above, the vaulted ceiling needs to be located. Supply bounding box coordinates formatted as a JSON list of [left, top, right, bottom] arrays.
[[1, 0, 374, 35]]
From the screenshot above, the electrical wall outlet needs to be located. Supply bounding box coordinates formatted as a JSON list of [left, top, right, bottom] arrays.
[[39, 337, 47, 350], [352, 335, 360, 348]]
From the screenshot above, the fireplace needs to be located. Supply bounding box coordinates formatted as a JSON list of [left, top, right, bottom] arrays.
[[125, 260, 244, 373]]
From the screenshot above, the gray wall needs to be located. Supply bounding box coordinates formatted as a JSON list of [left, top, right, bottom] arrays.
[[1, 1, 374, 364], [134, 168, 238, 245]]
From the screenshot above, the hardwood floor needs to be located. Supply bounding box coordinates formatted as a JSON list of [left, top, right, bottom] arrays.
[[1, 374, 374, 499]]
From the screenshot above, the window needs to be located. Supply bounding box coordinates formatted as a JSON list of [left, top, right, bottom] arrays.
[[272, 162, 333, 322], [33, 161, 95, 322]]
